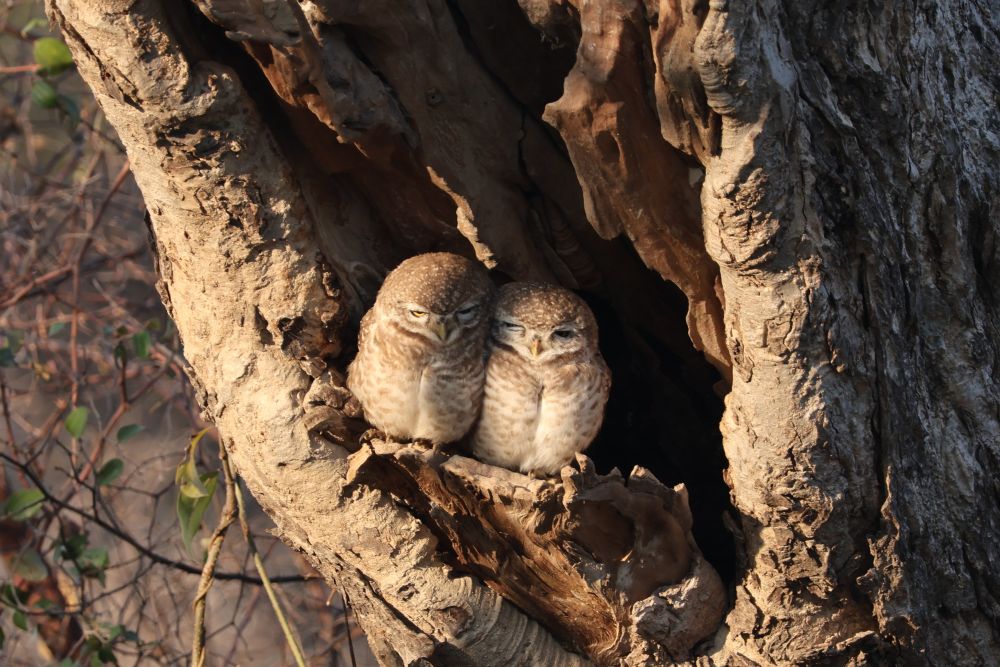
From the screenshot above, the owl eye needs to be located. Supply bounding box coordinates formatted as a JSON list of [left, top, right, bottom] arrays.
[[409, 310, 428, 318], [500, 321, 524, 334], [456, 304, 479, 322], [552, 329, 575, 340]]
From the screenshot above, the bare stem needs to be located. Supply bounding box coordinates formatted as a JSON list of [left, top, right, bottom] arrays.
[[231, 462, 308, 667], [190, 444, 238, 667]]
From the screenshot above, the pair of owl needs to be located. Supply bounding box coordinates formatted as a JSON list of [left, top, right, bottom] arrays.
[[346, 252, 611, 476]]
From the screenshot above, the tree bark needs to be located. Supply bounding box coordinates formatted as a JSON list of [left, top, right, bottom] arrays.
[[49, 0, 1000, 665]]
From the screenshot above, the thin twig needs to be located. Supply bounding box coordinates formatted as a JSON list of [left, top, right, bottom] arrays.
[[71, 342, 173, 488], [231, 466, 308, 667], [0, 64, 39, 74], [66, 155, 108, 402], [191, 444, 238, 667], [0, 248, 146, 310], [341, 589, 359, 667], [0, 452, 306, 585], [0, 369, 16, 496]]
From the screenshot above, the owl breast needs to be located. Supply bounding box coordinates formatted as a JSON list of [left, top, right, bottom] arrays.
[[347, 316, 485, 443], [471, 345, 610, 474]]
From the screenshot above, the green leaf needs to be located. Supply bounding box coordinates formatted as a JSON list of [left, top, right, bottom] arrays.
[[132, 331, 150, 359], [34, 598, 55, 611], [65, 406, 89, 438], [116, 424, 143, 442], [48, 322, 66, 337], [0, 583, 25, 607], [175, 428, 211, 498], [96, 459, 124, 486], [78, 547, 109, 574], [1, 330, 23, 354], [20, 18, 49, 37], [30, 79, 58, 109], [4, 488, 45, 521], [177, 460, 209, 498], [11, 549, 47, 582], [12, 610, 27, 631], [56, 533, 88, 561], [77, 547, 109, 585], [33, 37, 73, 74], [0, 331, 23, 368], [177, 471, 218, 554], [57, 94, 80, 128]]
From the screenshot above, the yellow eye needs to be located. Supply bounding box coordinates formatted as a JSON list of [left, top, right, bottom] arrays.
[[409, 310, 428, 318]]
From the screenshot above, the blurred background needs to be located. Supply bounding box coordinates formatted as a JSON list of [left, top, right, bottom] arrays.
[[1, 2, 374, 664]]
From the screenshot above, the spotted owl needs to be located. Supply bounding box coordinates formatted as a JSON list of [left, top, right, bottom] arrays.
[[346, 252, 494, 444], [471, 282, 611, 475]]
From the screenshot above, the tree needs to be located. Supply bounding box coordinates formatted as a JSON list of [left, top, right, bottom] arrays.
[[47, 0, 1000, 664]]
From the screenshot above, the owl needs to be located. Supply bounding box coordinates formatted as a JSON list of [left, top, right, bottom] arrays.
[[471, 282, 611, 475], [346, 252, 494, 444]]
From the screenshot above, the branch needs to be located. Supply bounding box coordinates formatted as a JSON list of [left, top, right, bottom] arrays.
[[191, 443, 238, 667], [0, 453, 307, 585], [232, 460, 307, 667]]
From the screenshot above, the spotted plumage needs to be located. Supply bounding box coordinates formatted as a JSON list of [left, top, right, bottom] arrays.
[[471, 282, 611, 475], [347, 253, 494, 444]]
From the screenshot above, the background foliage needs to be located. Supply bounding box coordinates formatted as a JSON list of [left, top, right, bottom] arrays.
[[0, 2, 371, 664]]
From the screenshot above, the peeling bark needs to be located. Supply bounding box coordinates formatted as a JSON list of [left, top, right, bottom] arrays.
[[51, 0, 1000, 665], [346, 444, 724, 663]]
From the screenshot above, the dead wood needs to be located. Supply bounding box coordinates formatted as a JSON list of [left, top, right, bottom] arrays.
[[346, 443, 725, 663]]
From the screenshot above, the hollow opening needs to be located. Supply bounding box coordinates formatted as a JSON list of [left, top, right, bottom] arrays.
[[582, 252, 735, 583], [186, 0, 738, 598]]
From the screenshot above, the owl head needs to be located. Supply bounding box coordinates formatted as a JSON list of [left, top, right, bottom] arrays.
[[376, 252, 494, 344], [491, 282, 600, 361]]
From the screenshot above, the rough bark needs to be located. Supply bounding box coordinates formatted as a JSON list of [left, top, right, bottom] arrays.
[[694, 3, 1000, 663], [49, 0, 1000, 665]]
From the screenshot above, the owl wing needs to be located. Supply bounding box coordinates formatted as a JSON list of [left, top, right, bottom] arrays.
[[356, 306, 376, 349], [526, 358, 611, 474], [547, 358, 611, 406], [346, 307, 376, 397]]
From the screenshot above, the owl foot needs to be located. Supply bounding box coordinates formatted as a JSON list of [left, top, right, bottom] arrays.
[[411, 437, 436, 450], [526, 469, 551, 480], [410, 438, 449, 459], [360, 428, 387, 445]]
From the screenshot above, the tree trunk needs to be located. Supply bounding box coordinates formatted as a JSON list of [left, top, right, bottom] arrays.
[[48, 0, 1000, 664]]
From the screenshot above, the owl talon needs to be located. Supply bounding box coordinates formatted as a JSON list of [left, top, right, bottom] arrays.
[[360, 428, 386, 445], [411, 438, 440, 452]]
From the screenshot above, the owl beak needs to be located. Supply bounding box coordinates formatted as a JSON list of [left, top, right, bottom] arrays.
[[433, 321, 449, 342], [530, 339, 543, 357]]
